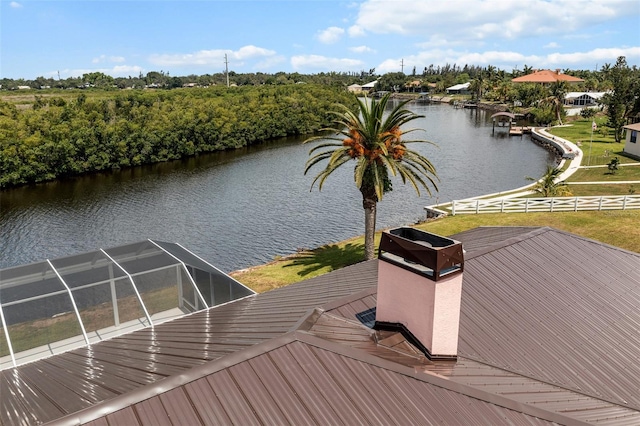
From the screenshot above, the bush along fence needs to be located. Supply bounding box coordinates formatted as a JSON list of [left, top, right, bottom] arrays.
[[451, 195, 640, 215]]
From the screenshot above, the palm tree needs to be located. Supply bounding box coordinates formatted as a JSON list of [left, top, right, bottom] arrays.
[[469, 72, 486, 101], [527, 165, 571, 197], [304, 94, 439, 260], [542, 81, 568, 125]]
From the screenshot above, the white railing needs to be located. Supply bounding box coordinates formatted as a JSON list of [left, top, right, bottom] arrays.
[[451, 195, 640, 215]]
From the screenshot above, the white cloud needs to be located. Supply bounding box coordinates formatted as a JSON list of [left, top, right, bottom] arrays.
[[254, 55, 287, 70], [348, 25, 366, 37], [10, 2, 22, 8], [544, 46, 640, 66], [110, 65, 144, 76], [354, 0, 637, 40], [544, 42, 560, 49], [55, 65, 145, 79], [92, 55, 126, 64], [350, 45, 376, 54], [316, 27, 345, 44], [375, 45, 640, 74], [291, 55, 364, 71], [149, 45, 276, 67]]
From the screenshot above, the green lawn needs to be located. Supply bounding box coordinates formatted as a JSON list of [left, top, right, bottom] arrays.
[[567, 165, 640, 182], [569, 183, 639, 196], [548, 119, 633, 166], [231, 210, 640, 292]]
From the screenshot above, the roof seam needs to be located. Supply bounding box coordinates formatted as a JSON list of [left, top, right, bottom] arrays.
[[458, 353, 640, 412], [292, 331, 591, 425]]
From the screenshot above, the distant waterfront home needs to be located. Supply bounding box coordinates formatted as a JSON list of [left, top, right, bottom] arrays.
[[445, 82, 470, 94], [405, 80, 422, 92], [623, 122, 640, 159], [347, 83, 363, 93], [564, 91, 607, 106], [512, 69, 584, 85], [361, 80, 378, 93]]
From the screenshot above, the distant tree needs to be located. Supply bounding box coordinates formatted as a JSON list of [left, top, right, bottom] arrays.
[[580, 108, 596, 119], [514, 83, 546, 107], [527, 165, 571, 197], [600, 56, 640, 142], [469, 72, 486, 101], [304, 94, 438, 260], [377, 72, 408, 92]]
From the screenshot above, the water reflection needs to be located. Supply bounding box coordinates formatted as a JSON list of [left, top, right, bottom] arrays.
[[0, 104, 555, 272]]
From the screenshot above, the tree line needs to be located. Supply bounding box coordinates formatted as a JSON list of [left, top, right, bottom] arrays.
[[0, 85, 356, 188]]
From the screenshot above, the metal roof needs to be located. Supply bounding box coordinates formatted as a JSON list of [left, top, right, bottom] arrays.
[[1, 260, 378, 425], [4, 227, 640, 425]]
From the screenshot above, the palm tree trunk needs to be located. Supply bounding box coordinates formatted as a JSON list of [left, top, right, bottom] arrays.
[[363, 198, 377, 260]]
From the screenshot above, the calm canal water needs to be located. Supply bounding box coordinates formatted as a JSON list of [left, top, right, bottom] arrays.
[[0, 103, 555, 272]]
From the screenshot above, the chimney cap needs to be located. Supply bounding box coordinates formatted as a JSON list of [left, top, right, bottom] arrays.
[[378, 227, 463, 281]]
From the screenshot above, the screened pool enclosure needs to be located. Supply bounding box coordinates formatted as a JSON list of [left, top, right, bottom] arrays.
[[0, 240, 255, 369]]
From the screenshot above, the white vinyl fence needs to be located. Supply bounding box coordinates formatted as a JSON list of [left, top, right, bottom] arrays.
[[451, 195, 640, 215]]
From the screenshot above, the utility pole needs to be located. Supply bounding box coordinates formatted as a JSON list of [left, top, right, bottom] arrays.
[[224, 54, 230, 87]]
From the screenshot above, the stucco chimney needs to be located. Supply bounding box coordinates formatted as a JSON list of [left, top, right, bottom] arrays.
[[375, 227, 464, 360]]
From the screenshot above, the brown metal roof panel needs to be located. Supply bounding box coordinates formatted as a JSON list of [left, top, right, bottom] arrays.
[[390, 370, 549, 425], [16, 363, 95, 414], [63, 350, 166, 386], [267, 344, 344, 425], [82, 417, 109, 426], [134, 396, 173, 426], [573, 407, 640, 425], [30, 359, 120, 405], [41, 355, 146, 394], [308, 345, 396, 425], [86, 342, 201, 372], [227, 362, 291, 425], [343, 355, 429, 425], [205, 370, 262, 426], [284, 341, 368, 425], [158, 388, 204, 426], [247, 353, 320, 424], [459, 229, 640, 411], [1, 370, 65, 426], [103, 407, 140, 425], [183, 378, 233, 424]]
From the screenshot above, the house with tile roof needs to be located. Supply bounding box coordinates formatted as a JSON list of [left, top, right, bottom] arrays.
[[512, 69, 584, 85], [3, 226, 640, 425]]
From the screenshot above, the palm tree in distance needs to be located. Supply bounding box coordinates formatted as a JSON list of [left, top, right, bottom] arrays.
[[304, 93, 439, 260], [542, 80, 568, 125], [527, 165, 571, 197]]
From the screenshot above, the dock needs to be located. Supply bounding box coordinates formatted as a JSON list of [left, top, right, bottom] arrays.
[[509, 126, 532, 136]]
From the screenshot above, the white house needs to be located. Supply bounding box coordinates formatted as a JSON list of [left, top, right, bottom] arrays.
[[445, 82, 470, 94], [564, 92, 607, 106], [361, 80, 378, 93], [623, 122, 640, 159]]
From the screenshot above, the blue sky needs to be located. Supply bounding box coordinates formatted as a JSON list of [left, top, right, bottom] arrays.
[[2, 0, 639, 80]]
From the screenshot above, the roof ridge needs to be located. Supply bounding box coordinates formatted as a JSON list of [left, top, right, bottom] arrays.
[[460, 353, 640, 413], [463, 226, 552, 260], [293, 331, 590, 425]]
